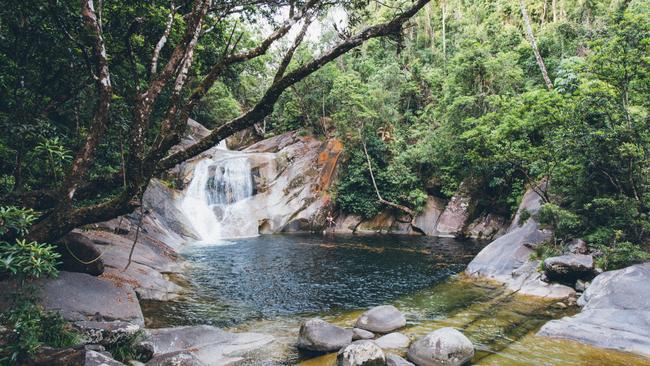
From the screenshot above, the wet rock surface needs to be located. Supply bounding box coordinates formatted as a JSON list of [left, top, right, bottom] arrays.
[[144, 325, 273, 366], [407, 327, 474, 366], [355, 306, 406, 334], [298, 318, 353, 352], [538, 262, 650, 358]]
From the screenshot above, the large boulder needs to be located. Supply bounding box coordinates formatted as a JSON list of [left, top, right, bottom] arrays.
[[355, 306, 406, 334], [56, 232, 105, 276], [144, 325, 273, 366], [337, 340, 386, 366], [543, 254, 594, 282], [38, 271, 144, 325], [297, 318, 353, 352], [538, 262, 650, 357], [407, 328, 474, 366], [466, 185, 575, 299], [374, 333, 410, 350]]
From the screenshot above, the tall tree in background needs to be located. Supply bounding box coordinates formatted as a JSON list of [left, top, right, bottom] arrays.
[[519, 0, 554, 90]]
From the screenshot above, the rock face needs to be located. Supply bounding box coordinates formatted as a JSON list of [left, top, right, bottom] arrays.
[[464, 213, 507, 240], [435, 181, 476, 236], [374, 332, 410, 349], [174, 131, 344, 237], [144, 325, 273, 366], [355, 306, 406, 334], [337, 340, 386, 366], [543, 254, 594, 282], [411, 197, 446, 236], [538, 262, 650, 358], [407, 328, 474, 366], [466, 185, 575, 299], [38, 271, 144, 325], [298, 318, 353, 352], [56, 232, 105, 276]]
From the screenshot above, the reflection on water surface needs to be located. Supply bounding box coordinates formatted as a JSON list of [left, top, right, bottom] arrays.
[[141, 234, 650, 365]]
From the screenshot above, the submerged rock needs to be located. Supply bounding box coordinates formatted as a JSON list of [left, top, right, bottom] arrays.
[[352, 328, 376, 341], [538, 262, 650, 358], [144, 325, 273, 365], [407, 328, 474, 366], [298, 318, 353, 352], [543, 254, 594, 282], [385, 353, 414, 366], [355, 305, 406, 334], [337, 340, 386, 366], [374, 332, 410, 350]]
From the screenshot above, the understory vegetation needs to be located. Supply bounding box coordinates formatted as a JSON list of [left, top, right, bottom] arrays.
[[0, 207, 79, 364]]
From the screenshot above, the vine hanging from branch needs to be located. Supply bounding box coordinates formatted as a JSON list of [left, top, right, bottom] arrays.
[[358, 128, 416, 220]]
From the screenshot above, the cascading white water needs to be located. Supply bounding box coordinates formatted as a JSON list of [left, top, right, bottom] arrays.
[[181, 151, 259, 242]]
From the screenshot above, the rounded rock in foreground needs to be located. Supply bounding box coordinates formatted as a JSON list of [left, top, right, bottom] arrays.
[[407, 327, 474, 366], [353, 328, 376, 340], [374, 332, 410, 349], [298, 318, 353, 352], [386, 353, 414, 366], [337, 340, 386, 366], [355, 305, 406, 333]]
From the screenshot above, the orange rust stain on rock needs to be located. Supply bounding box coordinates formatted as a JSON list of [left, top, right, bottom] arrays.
[[315, 139, 343, 192]]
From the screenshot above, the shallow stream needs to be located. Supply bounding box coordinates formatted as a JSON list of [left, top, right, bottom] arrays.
[[142, 234, 650, 366]]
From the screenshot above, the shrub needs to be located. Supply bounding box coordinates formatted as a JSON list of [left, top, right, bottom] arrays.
[[538, 203, 582, 241], [595, 242, 649, 271]]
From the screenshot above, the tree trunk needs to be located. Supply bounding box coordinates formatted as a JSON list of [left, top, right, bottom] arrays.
[[441, 0, 447, 63], [519, 0, 553, 91]]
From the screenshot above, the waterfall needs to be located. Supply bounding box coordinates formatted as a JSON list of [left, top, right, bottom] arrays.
[[181, 151, 259, 242]]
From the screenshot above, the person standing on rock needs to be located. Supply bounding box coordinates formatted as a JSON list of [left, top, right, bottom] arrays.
[[325, 212, 336, 234]]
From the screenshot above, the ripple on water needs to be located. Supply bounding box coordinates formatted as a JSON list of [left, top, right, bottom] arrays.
[[141, 234, 650, 366]]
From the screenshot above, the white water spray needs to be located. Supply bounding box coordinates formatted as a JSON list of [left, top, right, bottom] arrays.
[[181, 147, 259, 242]]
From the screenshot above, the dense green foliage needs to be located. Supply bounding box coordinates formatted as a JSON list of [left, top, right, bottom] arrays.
[[0, 207, 79, 364], [265, 0, 650, 263]]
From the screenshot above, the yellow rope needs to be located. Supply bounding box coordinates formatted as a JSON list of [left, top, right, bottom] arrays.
[[64, 241, 105, 265]]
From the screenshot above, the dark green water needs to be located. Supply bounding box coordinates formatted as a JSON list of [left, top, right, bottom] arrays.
[[143, 233, 482, 328], [142, 234, 650, 366]]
